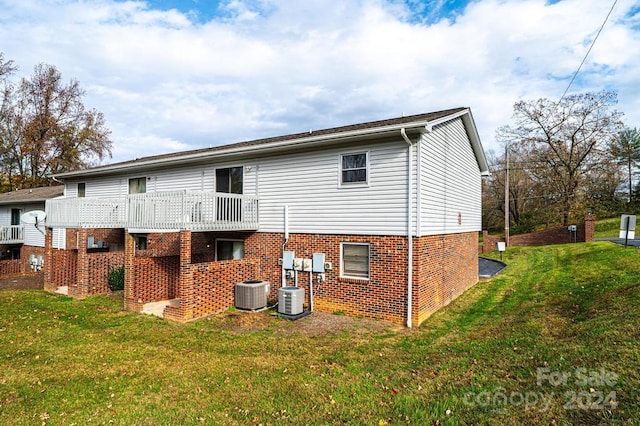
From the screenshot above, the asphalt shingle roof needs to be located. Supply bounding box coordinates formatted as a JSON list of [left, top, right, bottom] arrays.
[[0, 186, 64, 205], [62, 107, 468, 173]]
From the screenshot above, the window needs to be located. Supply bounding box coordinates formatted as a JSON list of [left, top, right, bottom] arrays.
[[134, 235, 147, 250], [77, 182, 86, 198], [340, 153, 368, 184], [216, 239, 244, 261], [341, 242, 370, 279], [10, 209, 21, 226], [129, 177, 146, 194], [216, 167, 243, 194]]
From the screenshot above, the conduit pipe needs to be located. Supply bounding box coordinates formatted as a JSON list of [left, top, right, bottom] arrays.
[[401, 128, 413, 328]]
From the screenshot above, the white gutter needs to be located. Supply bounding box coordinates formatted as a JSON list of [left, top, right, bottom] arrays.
[[400, 128, 413, 328]]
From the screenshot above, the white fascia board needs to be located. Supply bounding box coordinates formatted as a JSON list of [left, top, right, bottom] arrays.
[[457, 109, 491, 176]]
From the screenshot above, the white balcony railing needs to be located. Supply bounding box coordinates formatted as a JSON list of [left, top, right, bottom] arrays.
[[0, 225, 24, 244], [46, 197, 127, 229], [45, 191, 259, 232]]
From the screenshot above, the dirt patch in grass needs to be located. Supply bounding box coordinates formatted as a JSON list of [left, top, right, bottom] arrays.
[[0, 273, 43, 290], [210, 309, 407, 336]]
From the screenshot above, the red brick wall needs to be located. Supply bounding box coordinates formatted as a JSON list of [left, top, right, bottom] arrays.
[[85, 228, 125, 251], [86, 252, 125, 294], [20, 246, 46, 274], [164, 258, 260, 322], [130, 256, 180, 303], [0, 259, 22, 276], [141, 230, 480, 326], [142, 232, 180, 257], [481, 214, 596, 253], [0, 245, 45, 277], [50, 249, 77, 290], [414, 232, 478, 326], [45, 227, 125, 296], [243, 233, 411, 324]]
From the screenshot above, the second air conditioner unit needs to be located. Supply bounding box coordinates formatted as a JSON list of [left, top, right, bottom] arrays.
[[235, 280, 269, 310], [278, 286, 304, 315]]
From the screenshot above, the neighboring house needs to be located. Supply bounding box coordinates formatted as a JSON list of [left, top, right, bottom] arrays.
[[0, 186, 64, 277], [44, 107, 489, 327]]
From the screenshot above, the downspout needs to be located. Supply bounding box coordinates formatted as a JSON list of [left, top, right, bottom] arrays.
[[401, 128, 413, 328], [282, 205, 289, 287]]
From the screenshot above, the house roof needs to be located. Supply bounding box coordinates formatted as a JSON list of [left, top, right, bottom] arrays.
[[52, 107, 489, 178], [0, 186, 64, 205]]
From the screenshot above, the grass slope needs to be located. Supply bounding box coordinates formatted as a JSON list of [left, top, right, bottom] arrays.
[[1, 242, 639, 425]]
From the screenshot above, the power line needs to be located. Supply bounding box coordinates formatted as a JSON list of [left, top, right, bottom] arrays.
[[559, 0, 618, 102]]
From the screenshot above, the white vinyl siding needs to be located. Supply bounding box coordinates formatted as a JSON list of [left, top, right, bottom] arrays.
[[54, 115, 483, 238], [63, 164, 256, 200], [52, 228, 66, 249], [419, 118, 482, 235], [0, 203, 46, 247], [257, 140, 409, 235], [0, 207, 10, 227]]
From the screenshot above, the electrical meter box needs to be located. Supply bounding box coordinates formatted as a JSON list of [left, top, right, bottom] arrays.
[[312, 253, 326, 273], [282, 251, 295, 270]]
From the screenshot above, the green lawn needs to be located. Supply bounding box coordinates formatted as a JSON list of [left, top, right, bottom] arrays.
[[595, 217, 623, 239], [1, 242, 639, 425]]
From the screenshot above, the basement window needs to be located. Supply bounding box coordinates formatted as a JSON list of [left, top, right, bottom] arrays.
[[216, 239, 244, 261], [134, 235, 147, 250], [341, 242, 370, 279]]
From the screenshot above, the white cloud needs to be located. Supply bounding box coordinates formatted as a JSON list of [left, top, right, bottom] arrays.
[[1, 0, 639, 163]]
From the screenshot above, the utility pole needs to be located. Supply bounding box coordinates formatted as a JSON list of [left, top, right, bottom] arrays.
[[504, 145, 510, 247]]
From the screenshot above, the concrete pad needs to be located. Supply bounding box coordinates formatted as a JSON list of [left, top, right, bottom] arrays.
[[141, 299, 179, 318], [55, 286, 69, 295]]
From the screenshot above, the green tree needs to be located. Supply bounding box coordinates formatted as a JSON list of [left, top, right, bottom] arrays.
[[610, 127, 640, 204], [0, 54, 112, 189]]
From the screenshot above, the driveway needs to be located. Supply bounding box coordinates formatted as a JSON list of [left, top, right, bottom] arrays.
[[595, 237, 640, 247]]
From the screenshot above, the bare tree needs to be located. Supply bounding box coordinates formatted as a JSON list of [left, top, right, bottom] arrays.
[[0, 57, 112, 189], [497, 91, 624, 225], [0, 52, 17, 79]]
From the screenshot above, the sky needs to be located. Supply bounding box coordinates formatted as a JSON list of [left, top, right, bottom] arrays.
[[1, 0, 639, 164]]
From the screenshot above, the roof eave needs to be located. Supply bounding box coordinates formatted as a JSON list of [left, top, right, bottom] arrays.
[[50, 120, 434, 180]]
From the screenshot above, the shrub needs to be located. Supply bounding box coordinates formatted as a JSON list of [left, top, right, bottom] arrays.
[[510, 212, 537, 235], [107, 266, 125, 291]]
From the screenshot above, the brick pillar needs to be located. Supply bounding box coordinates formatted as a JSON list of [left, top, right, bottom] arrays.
[[482, 230, 489, 254], [43, 228, 55, 292], [69, 229, 89, 298], [123, 231, 141, 312], [584, 213, 595, 242], [166, 230, 192, 322]]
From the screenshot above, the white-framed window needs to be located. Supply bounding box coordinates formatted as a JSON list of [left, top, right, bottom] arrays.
[[341, 242, 370, 279], [340, 152, 368, 185], [216, 239, 244, 261], [77, 182, 86, 197], [128, 177, 146, 194]]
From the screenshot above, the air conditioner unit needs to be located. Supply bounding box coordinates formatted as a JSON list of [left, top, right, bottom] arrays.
[[278, 286, 304, 315], [235, 280, 269, 310]]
